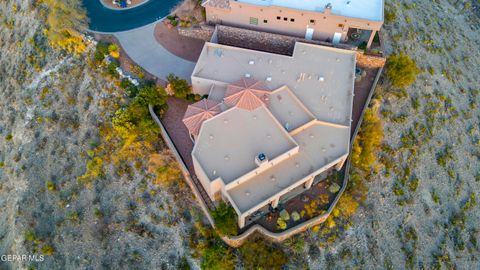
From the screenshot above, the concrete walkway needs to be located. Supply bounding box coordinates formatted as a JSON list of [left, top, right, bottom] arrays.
[[115, 23, 196, 82]]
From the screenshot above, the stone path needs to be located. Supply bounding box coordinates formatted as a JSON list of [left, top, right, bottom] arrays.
[[115, 23, 196, 82]]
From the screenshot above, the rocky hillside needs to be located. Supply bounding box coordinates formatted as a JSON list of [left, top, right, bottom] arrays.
[[0, 1, 196, 269], [308, 0, 480, 269]]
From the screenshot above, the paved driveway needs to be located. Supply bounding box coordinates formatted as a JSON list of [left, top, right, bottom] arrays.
[[83, 0, 180, 32], [115, 24, 196, 82]]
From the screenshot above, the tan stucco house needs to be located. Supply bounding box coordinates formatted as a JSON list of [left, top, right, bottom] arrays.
[[202, 0, 383, 48], [183, 41, 356, 228]]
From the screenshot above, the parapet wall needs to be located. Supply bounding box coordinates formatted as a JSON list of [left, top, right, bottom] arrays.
[[177, 24, 215, 41], [356, 51, 386, 69]]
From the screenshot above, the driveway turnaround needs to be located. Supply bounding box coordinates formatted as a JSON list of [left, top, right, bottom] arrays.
[[83, 0, 180, 32], [115, 24, 196, 82]]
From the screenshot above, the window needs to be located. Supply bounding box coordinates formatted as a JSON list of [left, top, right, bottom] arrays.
[[338, 23, 344, 28], [277, 16, 281, 20], [283, 17, 288, 21], [263, 19, 268, 23], [310, 19, 315, 24], [290, 18, 295, 22], [249, 17, 258, 25]]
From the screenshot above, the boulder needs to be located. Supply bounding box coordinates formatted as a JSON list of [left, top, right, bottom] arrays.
[[279, 209, 290, 221]]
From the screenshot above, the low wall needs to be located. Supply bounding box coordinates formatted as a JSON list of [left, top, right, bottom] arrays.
[[149, 105, 215, 226], [177, 24, 215, 41], [356, 52, 386, 69]]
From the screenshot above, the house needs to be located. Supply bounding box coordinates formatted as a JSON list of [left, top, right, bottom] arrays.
[[183, 41, 356, 228], [202, 0, 383, 48]]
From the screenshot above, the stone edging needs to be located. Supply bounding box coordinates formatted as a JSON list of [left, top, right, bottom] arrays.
[[148, 105, 215, 226], [99, 0, 150, 11]]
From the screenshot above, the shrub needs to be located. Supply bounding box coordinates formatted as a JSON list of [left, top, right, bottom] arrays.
[[43, 0, 87, 54], [5, 134, 13, 141], [240, 240, 288, 270], [46, 180, 56, 192], [201, 242, 236, 270], [41, 245, 55, 256], [167, 73, 192, 99], [386, 53, 420, 88], [94, 41, 110, 62], [210, 201, 238, 236], [352, 106, 383, 173], [120, 78, 138, 98]]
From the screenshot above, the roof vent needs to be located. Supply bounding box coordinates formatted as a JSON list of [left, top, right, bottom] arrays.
[[270, 176, 276, 182], [295, 163, 300, 168], [224, 155, 230, 161], [245, 191, 251, 196], [325, 3, 332, 9], [318, 76, 325, 82], [223, 118, 229, 124], [255, 153, 268, 166], [245, 73, 251, 78], [266, 76, 272, 82], [213, 170, 217, 175], [249, 60, 255, 65], [209, 134, 214, 140]]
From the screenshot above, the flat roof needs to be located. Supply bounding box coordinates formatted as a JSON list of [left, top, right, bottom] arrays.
[[193, 42, 356, 126], [193, 106, 297, 184], [267, 86, 314, 131], [237, 0, 383, 21], [227, 121, 349, 212]]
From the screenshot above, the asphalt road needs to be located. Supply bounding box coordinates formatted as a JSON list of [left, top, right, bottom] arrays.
[[82, 0, 180, 32]]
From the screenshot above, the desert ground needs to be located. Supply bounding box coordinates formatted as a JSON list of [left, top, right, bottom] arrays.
[[0, 0, 479, 269]]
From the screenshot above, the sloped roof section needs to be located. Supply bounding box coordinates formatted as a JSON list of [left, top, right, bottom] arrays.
[[224, 78, 271, 111], [183, 99, 223, 136]]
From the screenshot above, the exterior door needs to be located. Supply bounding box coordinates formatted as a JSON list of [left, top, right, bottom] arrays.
[[305, 27, 314, 40], [332, 32, 342, 44]]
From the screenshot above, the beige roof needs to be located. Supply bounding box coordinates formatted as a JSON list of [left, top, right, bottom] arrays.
[[267, 86, 314, 131], [192, 42, 356, 126], [224, 78, 270, 111], [191, 41, 355, 216], [227, 120, 350, 213], [183, 99, 223, 136], [193, 106, 297, 184]]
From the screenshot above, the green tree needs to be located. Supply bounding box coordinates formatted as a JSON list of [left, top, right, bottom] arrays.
[[352, 106, 383, 173], [239, 240, 288, 270], [386, 53, 420, 88], [210, 201, 238, 236], [167, 73, 191, 99], [201, 242, 236, 270], [43, 0, 87, 54]]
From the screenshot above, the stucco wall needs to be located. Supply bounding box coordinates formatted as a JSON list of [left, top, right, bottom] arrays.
[[206, 2, 382, 42]]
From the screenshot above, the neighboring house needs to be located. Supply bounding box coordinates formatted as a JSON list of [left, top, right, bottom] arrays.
[[202, 0, 383, 48], [183, 41, 356, 228]]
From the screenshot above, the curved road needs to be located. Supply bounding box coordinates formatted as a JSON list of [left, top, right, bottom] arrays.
[[82, 0, 180, 32]]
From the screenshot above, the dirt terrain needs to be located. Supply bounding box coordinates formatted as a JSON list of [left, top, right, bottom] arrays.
[[307, 0, 480, 269], [0, 0, 479, 269], [0, 1, 196, 269]]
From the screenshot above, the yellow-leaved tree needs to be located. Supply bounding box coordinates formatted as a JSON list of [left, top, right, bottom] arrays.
[[43, 0, 87, 54]]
